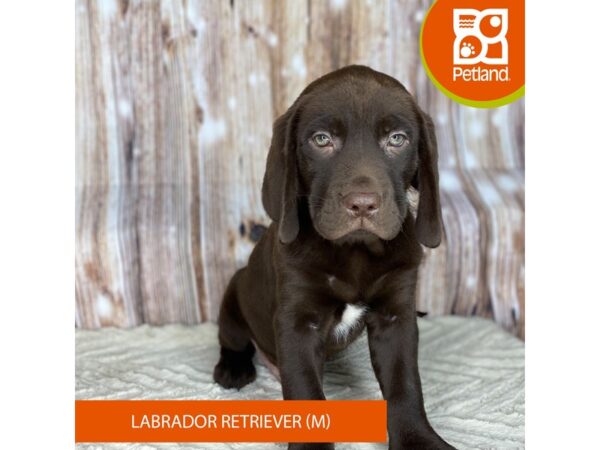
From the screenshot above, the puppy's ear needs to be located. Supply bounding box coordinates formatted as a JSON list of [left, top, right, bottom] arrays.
[[261, 108, 300, 244], [414, 109, 443, 248]]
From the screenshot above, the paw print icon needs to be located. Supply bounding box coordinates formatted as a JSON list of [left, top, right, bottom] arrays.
[[453, 8, 508, 65], [460, 40, 478, 59]]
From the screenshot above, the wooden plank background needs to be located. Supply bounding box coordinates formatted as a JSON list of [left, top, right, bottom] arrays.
[[75, 0, 525, 338]]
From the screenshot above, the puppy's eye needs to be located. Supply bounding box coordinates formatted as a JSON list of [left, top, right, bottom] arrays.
[[388, 132, 408, 148], [312, 132, 332, 147]]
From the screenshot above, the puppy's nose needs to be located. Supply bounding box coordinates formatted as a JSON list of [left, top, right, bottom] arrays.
[[342, 192, 381, 218]]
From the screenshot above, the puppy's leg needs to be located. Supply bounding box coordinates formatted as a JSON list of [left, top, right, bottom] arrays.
[[213, 269, 256, 390], [275, 299, 335, 450], [366, 270, 455, 450]]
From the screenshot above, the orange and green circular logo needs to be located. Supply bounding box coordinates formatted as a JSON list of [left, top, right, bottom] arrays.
[[420, 0, 524, 108]]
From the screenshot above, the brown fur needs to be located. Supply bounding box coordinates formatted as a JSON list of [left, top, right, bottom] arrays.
[[213, 66, 453, 450]]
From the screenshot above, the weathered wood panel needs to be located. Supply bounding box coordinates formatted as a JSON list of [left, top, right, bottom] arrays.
[[76, 0, 525, 338]]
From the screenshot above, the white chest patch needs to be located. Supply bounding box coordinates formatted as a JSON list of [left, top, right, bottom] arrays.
[[333, 304, 366, 340]]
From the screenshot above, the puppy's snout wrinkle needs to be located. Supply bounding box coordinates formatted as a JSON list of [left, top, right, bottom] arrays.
[[342, 192, 381, 218]]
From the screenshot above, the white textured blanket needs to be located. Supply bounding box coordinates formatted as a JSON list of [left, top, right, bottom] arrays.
[[76, 316, 524, 450]]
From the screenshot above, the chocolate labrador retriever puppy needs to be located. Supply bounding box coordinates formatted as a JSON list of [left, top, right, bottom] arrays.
[[213, 65, 454, 450]]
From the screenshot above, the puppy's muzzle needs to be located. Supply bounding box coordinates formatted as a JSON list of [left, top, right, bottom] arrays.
[[341, 192, 381, 218]]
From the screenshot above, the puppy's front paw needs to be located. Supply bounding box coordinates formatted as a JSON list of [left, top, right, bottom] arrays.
[[288, 443, 334, 450], [213, 344, 256, 390], [390, 431, 456, 450]]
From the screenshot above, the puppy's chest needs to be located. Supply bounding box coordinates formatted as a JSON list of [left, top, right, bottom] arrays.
[[320, 253, 391, 342], [325, 273, 372, 342], [324, 259, 380, 303], [330, 302, 367, 342]]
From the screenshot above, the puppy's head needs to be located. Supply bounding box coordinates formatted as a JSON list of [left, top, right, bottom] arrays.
[[262, 65, 442, 247]]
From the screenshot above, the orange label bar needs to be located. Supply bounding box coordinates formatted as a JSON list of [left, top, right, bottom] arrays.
[[75, 400, 387, 443]]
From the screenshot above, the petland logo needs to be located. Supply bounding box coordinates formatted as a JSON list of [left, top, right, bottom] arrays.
[[420, 0, 523, 107], [452, 8, 509, 82]]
